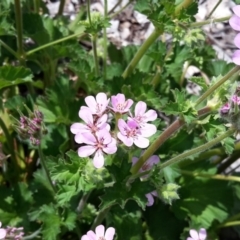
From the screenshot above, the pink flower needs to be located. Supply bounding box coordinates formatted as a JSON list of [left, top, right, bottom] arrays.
[[0, 222, 6, 240], [219, 102, 230, 115], [187, 228, 207, 240], [111, 94, 133, 113], [231, 95, 240, 105], [81, 225, 115, 240], [85, 92, 109, 116], [229, 5, 240, 31], [232, 49, 240, 65], [132, 155, 160, 175], [132, 155, 160, 206], [129, 101, 157, 127], [117, 119, 156, 148], [78, 130, 117, 168], [145, 191, 158, 206], [70, 107, 109, 144]]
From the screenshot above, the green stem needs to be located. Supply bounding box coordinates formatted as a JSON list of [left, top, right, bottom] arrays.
[[130, 106, 214, 174], [103, 0, 108, 80], [92, 34, 99, 77], [77, 191, 91, 213], [33, 0, 40, 13], [91, 207, 111, 230], [108, 0, 121, 15], [109, 0, 134, 19], [26, 33, 86, 56], [179, 169, 240, 183], [190, 16, 230, 28], [121, 0, 193, 79], [160, 128, 235, 170], [175, 0, 193, 16], [57, 0, 66, 16], [122, 28, 162, 78], [38, 146, 56, 193], [195, 65, 240, 107], [14, 0, 25, 62], [0, 40, 18, 58], [206, 0, 222, 19], [218, 221, 240, 228], [87, 0, 92, 25], [0, 118, 17, 170]]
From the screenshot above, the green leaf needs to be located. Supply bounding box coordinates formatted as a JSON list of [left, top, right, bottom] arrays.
[[144, 202, 186, 239], [172, 179, 233, 228], [4, 95, 26, 110], [110, 206, 143, 240], [0, 66, 32, 89]]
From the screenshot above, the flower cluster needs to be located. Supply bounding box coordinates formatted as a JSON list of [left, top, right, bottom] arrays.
[[132, 155, 160, 206], [81, 225, 115, 240], [15, 110, 45, 146], [0, 222, 24, 240], [219, 94, 240, 129], [187, 228, 207, 240], [71, 93, 157, 168], [229, 5, 240, 65]]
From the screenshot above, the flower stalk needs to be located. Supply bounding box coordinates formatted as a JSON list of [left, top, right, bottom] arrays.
[[14, 0, 25, 63], [38, 145, 56, 193], [160, 128, 235, 170]]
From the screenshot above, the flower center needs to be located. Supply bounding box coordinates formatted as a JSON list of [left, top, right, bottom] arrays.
[[96, 103, 104, 114], [98, 237, 105, 240], [142, 162, 150, 171], [116, 102, 128, 111]]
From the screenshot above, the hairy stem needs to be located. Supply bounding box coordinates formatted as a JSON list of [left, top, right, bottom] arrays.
[[77, 191, 92, 213], [190, 16, 230, 28], [131, 106, 212, 174], [0, 40, 18, 58], [87, 0, 92, 25], [26, 33, 86, 56], [122, 0, 194, 79], [57, 0, 66, 16], [206, 0, 222, 19], [160, 128, 235, 170], [122, 28, 162, 78], [91, 207, 111, 230], [195, 65, 240, 106], [103, 0, 108, 80], [14, 0, 25, 63], [38, 146, 56, 193], [92, 34, 99, 77], [179, 170, 240, 183]]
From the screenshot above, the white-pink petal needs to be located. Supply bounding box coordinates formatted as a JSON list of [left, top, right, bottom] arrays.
[[78, 145, 96, 157], [81, 236, 91, 240], [93, 150, 105, 168], [74, 133, 83, 144], [81, 132, 97, 145], [233, 5, 240, 18], [146, 193, 154, 206], [85, 96, 97, 110], [144, 109, 157, 122], [199, 228, 207, 240], [105, 227, 115, 240], [79, 108, 93, 124], [140, 124, 157, 137], [229, 15, 240, 31], [232, 50, 240, 65], [70, 123, 85, 134], [117, 132, 133, 146], [189, 229, 199, 239], [86, 230, 97, 240], [95, 225, 105, 238], [135, 101, 147, 116], [134, 136, 149, 148], [0, 229, 6, 240]]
